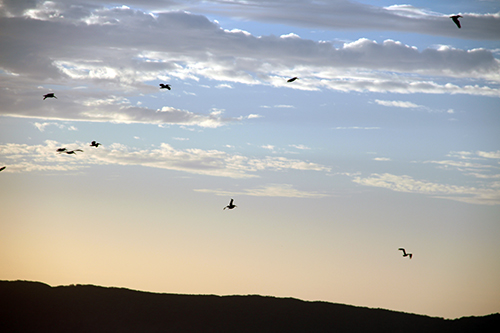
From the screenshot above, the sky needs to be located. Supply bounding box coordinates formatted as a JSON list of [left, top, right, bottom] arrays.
[[1, 0, 499, 319]]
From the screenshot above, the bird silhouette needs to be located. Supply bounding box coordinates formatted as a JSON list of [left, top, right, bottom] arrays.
[[90, 141, 101, 148], [56, 148, 67, 153], [398, 248, 413, 259], [287, 77, 298, 83], [43, 93, 57, 100], [450, 15, 462, 29], [65, 149, 84, 155], [0, 166, 6, 172], [223, 198, 237, 210], [159, 83, 171, 90]]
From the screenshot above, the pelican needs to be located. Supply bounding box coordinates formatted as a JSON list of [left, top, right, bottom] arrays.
[[0, 166, 6, 172], [287, 77, 298, 83], [159, 83, 171, 90], [450, 15, 462, 29], [65, 149, 83, 155], [398, 248, 413, 259], [90, 141, 101, 148], [56, 148, 67, 153], [223, 198, 237, 210], [43, 93, 57, 100]]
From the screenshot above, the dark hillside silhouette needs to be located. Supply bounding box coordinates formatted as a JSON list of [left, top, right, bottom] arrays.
[[0, 280, 498, 332]]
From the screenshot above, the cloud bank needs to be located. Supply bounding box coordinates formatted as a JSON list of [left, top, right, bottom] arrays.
[[1, 1, 499, 126]]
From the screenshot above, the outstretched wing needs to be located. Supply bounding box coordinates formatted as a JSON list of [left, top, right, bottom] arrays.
[[451, 16, 461, 28], [398, 248, 406, 255], [0, 166, 6, 172]]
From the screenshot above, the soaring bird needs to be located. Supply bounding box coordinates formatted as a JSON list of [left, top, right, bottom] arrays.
[[65, 149, 84, 155], [223, 198, 237, 210], [159, 83, 171, 90], [56, 148, 67, 153], [287, 77, 298, 83], [43, 93, 57, 100], [90, 141, 101, 148], [0, 166, 6, 172], [398, 248, 413, 259], [450, 15, 462, 29]]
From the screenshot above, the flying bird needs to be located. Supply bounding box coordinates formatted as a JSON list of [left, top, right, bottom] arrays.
[[223, 198, 237, 210], [398, 248, 413, 259], [450, 15, 462, 29], [43, 93, 57, 100], [90, 141, 101, 148], [56, 148, 67, 153], [159, 83, 171, 90], [0, 166, 6, 172], [287, 77, 298, 83], [65, 149, 84, 155]]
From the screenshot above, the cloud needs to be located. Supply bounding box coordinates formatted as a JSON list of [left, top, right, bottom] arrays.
[[374, 99, 422, 108], [352, 173, 500, 205], [194, 183, 329, 198], [0, 3, 498, 120], [289, 144, 310, 150], [477, 150, 500, 159], [352, 150, 500, 205], [33, 122, 79, 131], [261, 145, 275, 150], [215, 83, 233, 89], [190, 1, 500, 40], [0, 140, 330, 178], [247, 114, 263, 119], [373, 157, 391, 161], [0, 91, 236, 127], [334, 127, 380, 130]]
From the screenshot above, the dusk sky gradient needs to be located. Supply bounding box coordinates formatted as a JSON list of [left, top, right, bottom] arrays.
[[1, 0, 499, 319]]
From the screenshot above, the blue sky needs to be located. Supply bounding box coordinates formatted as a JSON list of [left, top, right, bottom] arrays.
[[1, 0, 499, 319]]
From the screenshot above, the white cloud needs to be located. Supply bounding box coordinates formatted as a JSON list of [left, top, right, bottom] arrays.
[[190, 1, 500, 40], [334, 127, 380, 130], [195, 183, 329, 198], [289, 144, 311, 150], [0, 140, 330, 178], [374, 99, 422, 108], [215, 83, 233, 89], [477, 150, 500, 159], [1, 93, 237, 127], [353, 173, 500, 205], [33, 122, 77, 131], [247, 114, 263, 119], [0, 6, 498, 110], [261, 145, 275, 150], [373, 157, 391, 161], [274, 105, 295, 108]]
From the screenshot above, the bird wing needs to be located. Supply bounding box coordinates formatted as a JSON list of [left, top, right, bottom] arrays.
[[229, 199, 234, 205], [452, 17, 461, 28], [0, 166, 6, 171], [398, 248, 406, 255]]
